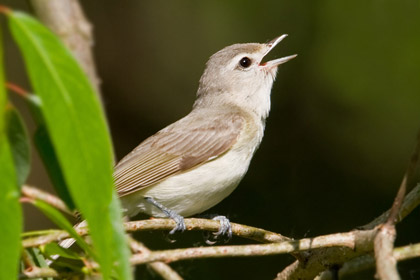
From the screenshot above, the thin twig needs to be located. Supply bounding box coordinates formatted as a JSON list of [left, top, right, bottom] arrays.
[[125, 218, 291, 244], [130, 230, 376, 266], [19, 267, 60, 279], [19, 175, 420, 280], [374, 225, 399, 280], [0, 4, 11, 14], [361, 184, 420, 230], [23, 218, 290, 248], [20, 182, 420, 279], [130, 238, 183, 280], [22, 185, 74, 216], [275, 183, 420, 280], [6, 82, 29, 98], [274, 230, 377, 280], [386, 130, 420, 225], [374, 130, 420, 280], [276, 131, 420, 280], [317, 243, 420, 280], [20, 229, 379, 278], [21, 250, 35, 271]]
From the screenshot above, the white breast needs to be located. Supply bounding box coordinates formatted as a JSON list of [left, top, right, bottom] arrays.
[[120, 118, 264, 218]]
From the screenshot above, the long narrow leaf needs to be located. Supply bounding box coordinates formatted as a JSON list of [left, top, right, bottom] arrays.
[[0, 24, 22, 280], [0, 131, 22, 280], [24, 92, 75, 209], [25, 248, 53, 280], [6, 106, 30, 187], [8, 11, 131, 279], [31, 200, 95, 259], [34, 124, 75, 210]]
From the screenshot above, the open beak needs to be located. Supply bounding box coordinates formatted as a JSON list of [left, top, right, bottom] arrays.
[[260, 34, 297, 68]]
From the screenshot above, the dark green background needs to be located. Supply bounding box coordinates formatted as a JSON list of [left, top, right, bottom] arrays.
[[4, 0, 420, 279]]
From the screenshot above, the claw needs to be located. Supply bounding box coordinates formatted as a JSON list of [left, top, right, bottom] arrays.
[[212, 216, 232, 240], [204, 215, 232, 244], [212, 216, 232, 239]]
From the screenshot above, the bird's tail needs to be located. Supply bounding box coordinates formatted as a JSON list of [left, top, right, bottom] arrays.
[[46, 220, 87, 264]]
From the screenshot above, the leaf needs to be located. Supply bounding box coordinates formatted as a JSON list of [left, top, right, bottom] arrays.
[[20, 91, 76, 209], [6, 106, 30, 187], [14, 89, 76, 209], [109, 192, 132, 273], [31, 199, 95, 258], [41, 243, 81, 260], [8, 11, 131, 279], [0, 135, 22, 280], [0, 25, 22, 280], [34, 125, 75, 210], [25, 248, 53, 280]]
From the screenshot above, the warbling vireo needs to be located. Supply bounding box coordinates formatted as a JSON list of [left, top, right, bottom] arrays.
[[54, 35, 296, 256], [114, 34, 296, 237]]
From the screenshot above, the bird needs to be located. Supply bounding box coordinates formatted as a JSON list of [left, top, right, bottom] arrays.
[[114, 34, 297, 238]]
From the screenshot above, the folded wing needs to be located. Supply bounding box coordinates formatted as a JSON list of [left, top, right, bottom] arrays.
[[114, 112, 244, 196]]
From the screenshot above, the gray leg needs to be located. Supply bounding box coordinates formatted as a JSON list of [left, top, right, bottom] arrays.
[[144, 197, 186, 234]]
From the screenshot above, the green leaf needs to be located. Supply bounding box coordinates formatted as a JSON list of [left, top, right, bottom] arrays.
[[21, 91, 76, 209], [41, 243, 81, 260], [0, 24, 22, 280], [109, 192, 132, 276], [0, 135, 22, 280], [34, 125, 75, 210], [8, 11, 131, 279], [25, 248, 53, 280], [6, 106, 30, 187], [31, 199, 95, 258]]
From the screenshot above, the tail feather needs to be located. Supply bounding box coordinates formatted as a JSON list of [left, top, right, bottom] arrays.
[[47, 220, 87, 264]]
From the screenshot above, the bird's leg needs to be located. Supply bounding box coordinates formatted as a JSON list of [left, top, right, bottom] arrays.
[[144, 197, 186, 234]]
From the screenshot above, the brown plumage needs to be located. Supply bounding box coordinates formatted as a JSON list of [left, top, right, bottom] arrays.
[[114, 110, 244, 196]]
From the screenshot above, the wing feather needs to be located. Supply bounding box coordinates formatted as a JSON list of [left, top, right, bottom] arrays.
[[114, 111, 244, 196]]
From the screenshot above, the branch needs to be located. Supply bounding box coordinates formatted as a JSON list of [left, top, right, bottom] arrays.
[[22, 218, 291, 248], [22, 185, 74, 215], [373, 130, 420, 280], [274, 230, 377, 280], [125, 219, 291, 244], [386, 130, 420, 225], [20, 181, 420, 279], [19, 172, 420, 280], [19, 267, 60, 279], [129, 238, 183, 280], [130, 230, 376, 265], [275, 182, 420, 280], [374, 225, 399, 280], [361, 183, 420, 230], [21, 241, 420, 280], [317, 243, 420, 280], [20, 227, 378, 278], [29, 0, 102, 100]]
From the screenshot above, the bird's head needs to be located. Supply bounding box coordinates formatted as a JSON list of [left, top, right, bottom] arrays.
[[195, 35, 296, 118]]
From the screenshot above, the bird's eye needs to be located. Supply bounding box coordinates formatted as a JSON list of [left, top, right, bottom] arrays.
[[239, 57, 252, 68]]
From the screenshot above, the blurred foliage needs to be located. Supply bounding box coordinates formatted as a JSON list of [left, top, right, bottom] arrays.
[[0, 22, 22, 280], [4, 0, 420, 279], [5, 10, 131, 279]]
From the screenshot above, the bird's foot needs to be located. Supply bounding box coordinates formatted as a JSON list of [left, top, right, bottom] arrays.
[[144, 197, 186, 235], [204, 215, 232, 245], [168, 213, 186, 235]]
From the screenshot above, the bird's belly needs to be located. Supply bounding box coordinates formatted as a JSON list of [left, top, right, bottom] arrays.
[[120, 148, 252, 218]]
